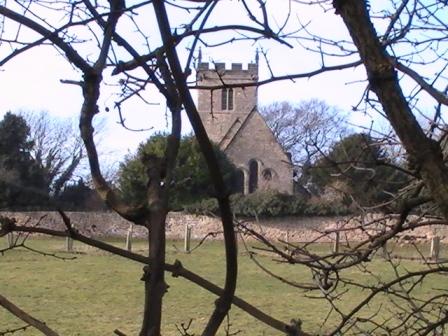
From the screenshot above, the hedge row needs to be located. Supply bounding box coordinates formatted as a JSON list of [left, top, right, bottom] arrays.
[[184, 191, 351, 218]]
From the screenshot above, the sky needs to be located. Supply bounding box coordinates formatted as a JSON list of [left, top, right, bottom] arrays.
[[1, 0, 435, 167]]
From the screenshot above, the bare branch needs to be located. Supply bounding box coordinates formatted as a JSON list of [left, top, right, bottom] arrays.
[[395, 60, 448, 106], [0, 295, 60, 336]]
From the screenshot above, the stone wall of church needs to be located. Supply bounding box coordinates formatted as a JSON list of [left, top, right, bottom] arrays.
[[225, 112, 293, 194], [195, 61, 293, 194], [196, 62, 258, 143]]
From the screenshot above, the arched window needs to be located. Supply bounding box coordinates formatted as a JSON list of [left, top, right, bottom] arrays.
[[248, 160, 258, 193], [221, 88, 234, 110]]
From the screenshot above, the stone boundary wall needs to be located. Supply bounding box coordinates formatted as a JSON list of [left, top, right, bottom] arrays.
[[1, 211, 447, 243]]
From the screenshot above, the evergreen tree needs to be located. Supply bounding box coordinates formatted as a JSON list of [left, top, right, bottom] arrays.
[[56, 178, 105, 211], [0, 112, 48, 209], [118, 133, 237, 210], [310, 133, 408, 207]]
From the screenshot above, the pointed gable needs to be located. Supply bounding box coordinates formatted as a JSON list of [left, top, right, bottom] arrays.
[[196, 59, 293, 194]]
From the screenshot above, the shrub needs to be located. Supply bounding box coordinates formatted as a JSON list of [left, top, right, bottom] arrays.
[[185, 191, 351, 218], [117, 133, 237, 210]]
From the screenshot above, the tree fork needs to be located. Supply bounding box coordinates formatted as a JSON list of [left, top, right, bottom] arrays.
[[151, 1, 238, 335]]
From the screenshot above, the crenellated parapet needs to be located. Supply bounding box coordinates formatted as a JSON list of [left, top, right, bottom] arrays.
[[197, 62, 258, 75]]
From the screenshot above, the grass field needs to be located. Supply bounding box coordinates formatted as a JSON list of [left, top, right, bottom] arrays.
[[1, 237, 447, 335]]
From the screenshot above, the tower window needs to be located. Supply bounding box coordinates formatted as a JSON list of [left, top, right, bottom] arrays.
[[221, 88, 234, 110]]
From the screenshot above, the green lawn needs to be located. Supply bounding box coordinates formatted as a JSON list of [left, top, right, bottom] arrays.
[[0, 237, 446, 335]]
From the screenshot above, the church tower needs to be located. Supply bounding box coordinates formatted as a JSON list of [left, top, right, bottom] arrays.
[[196, 57, 259, 146], [195, 53, 293, 195]]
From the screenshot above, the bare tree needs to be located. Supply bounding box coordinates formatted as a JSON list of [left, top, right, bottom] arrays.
[[260, 99, 346, 164], [20, 111, 85, 196], [247, 1, 448, 334], [0, 0, 448, 335], [260, 99, 347, 190], [0, 2, 241, 336]]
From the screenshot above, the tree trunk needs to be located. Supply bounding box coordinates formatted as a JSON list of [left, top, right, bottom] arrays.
[[139, 155, 167, 336], [139, 209, 167, 336], [333, 0, 448, 220]]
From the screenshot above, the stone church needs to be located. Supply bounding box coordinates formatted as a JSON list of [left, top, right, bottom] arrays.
[[196, 56, 294, 195]]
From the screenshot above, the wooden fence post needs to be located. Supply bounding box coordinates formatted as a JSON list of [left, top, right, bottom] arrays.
[[333, 231, 340, 254], [125, 224, 134, 251], [66, 236, 73, 252], [382, 242, 390, 261], [7, 232, 14, 248], [66, 224, 75, 252], [430, 236, 440, 261], [184, 224, 191, 253]]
